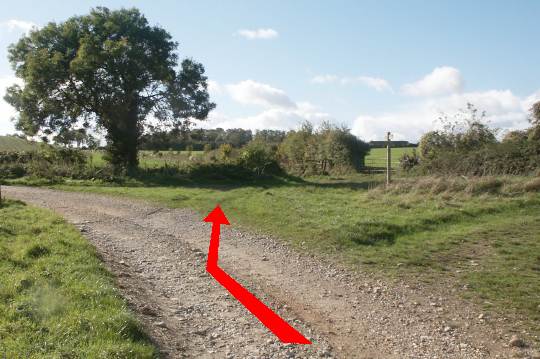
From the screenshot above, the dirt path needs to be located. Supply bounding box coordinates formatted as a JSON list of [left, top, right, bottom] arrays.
[[4, 186, 531, 358]]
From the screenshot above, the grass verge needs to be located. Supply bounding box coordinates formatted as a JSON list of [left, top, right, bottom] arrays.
[[0, 199, 157, 358]]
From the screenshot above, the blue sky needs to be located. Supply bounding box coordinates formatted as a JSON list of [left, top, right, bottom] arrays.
[[1, 0, 539, 141]]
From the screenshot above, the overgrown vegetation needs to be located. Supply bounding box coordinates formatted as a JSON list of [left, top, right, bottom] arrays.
[[0, 200, 157, 357], [407, 103, 540, 175], [0, 147, 88, 180], [278, 122, 369, 175]]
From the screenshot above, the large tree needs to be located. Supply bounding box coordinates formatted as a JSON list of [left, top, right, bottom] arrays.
[[4, 7, 215, 168]]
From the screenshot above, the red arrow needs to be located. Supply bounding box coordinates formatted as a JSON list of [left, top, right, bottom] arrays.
[[204, 205, 311, 344]]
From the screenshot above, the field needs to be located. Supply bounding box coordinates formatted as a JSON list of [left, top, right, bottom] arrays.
[[364, 147, 416, 168], [88, 150, 205, 168], [40, 174, 540, 335], [0, 200, 157, 358], [0, 136, 40, 151]]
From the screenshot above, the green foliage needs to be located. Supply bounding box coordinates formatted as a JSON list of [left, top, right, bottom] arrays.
[[416, 103, 539, 175], [218, 143, 233, 161], [399, 149, 420, 171], [4, 7, 214, 168], [0, 147, 89, 179], [240, 141, 279, 176], [418, 131, 451, 161], [531, 101, 540, 126], [0, 200, 157, 357], [253, 129, 286, 145], [53, 128, 97, 148], [278, 122, 369, 175], [141, 128, 253, 151]]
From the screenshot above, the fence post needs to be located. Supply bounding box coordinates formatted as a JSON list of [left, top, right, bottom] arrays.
[[386, 132, 392, 185]]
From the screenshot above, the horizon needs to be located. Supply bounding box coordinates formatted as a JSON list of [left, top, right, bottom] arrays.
[[1, 0, 539, 142]]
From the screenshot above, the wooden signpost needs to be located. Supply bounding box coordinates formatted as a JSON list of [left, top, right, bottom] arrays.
[[386, 131, 392, 185]]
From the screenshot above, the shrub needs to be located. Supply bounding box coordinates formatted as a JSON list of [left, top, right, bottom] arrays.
[[240, 141, 279, 176], [0, 147, 89, 179], [416, 103, 540, 176], [418, 131, 452, 161], [399, 149, 420, 171], [218, 144, 233, 161], [278, 122, 369, 176]]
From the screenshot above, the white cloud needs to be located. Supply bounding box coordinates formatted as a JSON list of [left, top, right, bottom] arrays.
[[200, 79, 332, 130], [202, 102, 332, 131], [207, 80, 222, 95], [311, 74, 339, 84], [311, 74, 392, 92], [1, 19, 36, 33], [402, 66, 463, 97], [236, 28, 278, 40], [352, 88, 538, 142], [226, 80, 296, 109], [351, 76, 393, 92], [0, 76, 22, 135]]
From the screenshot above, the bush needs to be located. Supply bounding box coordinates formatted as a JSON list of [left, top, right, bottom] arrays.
[[399, 149, 420, 171], [416, 103, 540, 176], [0, 147, 89, 179], [240, 141, 279, 176], [278, 122, 369, 176], [218, 144, 233, 161]]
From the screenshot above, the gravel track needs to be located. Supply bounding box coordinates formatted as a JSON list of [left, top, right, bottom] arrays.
[[4, 186, 533, 358]]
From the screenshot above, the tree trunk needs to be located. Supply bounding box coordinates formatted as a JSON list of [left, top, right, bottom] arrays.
[[105, 100, 140, 170]]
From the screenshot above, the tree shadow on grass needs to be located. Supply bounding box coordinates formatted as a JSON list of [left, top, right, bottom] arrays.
[[338, 220, 404, 246], [0, 199, 27, 209], [0, 227, 14, 235], [115, 164, 383, 192]]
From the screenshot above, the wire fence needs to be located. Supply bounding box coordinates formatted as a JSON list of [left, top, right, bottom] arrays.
[[361, 156, 401, 173]]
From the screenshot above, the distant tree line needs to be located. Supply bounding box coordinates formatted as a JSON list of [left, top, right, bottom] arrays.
[[369, 140, 417, 148], [139, 128, 286, 151]]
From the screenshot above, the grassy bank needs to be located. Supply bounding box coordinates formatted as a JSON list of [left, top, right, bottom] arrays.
[[0, 136, 40, 151], [32, 174, 540, 340], [0, 200, 157, 358]]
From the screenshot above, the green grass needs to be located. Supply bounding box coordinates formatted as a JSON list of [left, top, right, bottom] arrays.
[[0, 136, 41, 151], [0, 200, 157, 358], [365, 147, 416, 167], [87, 150, 205, 169], [40, 174, 540, 343]]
